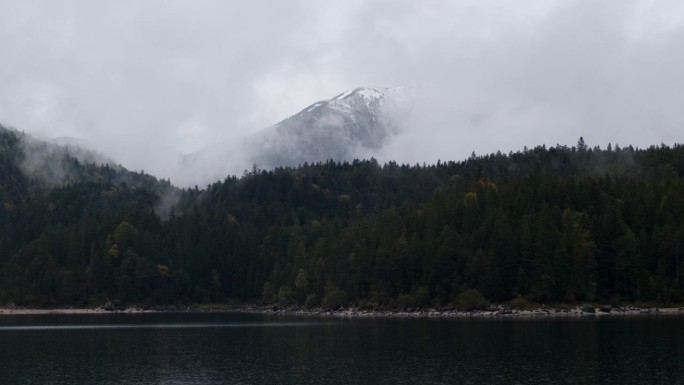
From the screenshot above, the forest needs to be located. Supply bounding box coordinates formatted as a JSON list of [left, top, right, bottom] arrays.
[[1, 126, 684, 309]]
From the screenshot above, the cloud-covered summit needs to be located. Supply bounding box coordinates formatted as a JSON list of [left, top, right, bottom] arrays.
[[1, 1, 683, 186], [177, 86, 411, 185], [247, 86, 410, 169]]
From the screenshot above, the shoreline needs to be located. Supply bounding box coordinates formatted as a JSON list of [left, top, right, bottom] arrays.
[[1, 304, 683, 318]]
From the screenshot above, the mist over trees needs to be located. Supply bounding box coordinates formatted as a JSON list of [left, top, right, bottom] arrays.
[[1, 126, 684, 308]]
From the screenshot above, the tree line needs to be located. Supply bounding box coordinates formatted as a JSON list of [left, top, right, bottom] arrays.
[[1, 127, 683, 308]]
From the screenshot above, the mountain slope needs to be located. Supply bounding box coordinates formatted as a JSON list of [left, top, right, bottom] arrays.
[[0, 124, 179, 217], [246, 86, 409, 169], [178, 87, 410, 185], [4, 127, 684, 307]]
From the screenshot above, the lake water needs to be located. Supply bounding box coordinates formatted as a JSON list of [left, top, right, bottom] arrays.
[[0, 312, 682, 384]]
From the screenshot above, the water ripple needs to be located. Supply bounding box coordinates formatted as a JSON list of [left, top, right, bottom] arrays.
[[0, 321, 324, 331]]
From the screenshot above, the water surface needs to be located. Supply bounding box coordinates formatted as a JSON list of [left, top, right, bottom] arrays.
[[0, 312, 682, 384]]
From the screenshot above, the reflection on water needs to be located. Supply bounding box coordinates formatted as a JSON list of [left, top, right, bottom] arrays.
[[0, 321, 322, 331], [0, 313, 682, 384]]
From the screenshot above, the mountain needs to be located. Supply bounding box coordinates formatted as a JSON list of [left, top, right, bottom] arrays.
[[0, 127, 109, 185], [5, 87, 411, 187], [4, 120, 684, 308], [22, 136, 119, 186], [0, 124, 179, 215], [246, 86, 410, 169], [178, 87, 411, 184]]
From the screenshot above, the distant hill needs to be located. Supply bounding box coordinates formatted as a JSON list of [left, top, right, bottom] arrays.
[[246, 86, 409, 169], [180, 87, 410, 183], [2, 122, 684, 308]]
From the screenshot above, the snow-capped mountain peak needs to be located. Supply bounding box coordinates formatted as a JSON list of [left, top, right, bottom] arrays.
[[249, 86, 409, 169], [288, 87, 402, 121], [180, 86, 411, 184]]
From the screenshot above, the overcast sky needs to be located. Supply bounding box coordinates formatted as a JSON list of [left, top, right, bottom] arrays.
[[1, 0, 683, 184]]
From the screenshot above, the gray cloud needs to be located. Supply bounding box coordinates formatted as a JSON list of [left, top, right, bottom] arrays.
[[1, 0, 683, 185]]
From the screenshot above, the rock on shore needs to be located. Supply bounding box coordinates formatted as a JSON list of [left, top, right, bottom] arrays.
[[1, 304, 683, 317]]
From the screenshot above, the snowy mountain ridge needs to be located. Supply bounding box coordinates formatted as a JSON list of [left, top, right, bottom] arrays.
[[310, 86, 406, 116], [249, 86, 410, 169], [174, 86, 412, 184]]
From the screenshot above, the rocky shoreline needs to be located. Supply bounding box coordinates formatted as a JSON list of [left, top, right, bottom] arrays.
[[246, 304, 684, 318], [2, 304, 683, 318]]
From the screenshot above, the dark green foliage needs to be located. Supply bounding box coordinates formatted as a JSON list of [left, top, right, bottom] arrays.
[[2, 125, 684, 307], [321, 282, 349, 309], [397, 286, 431, 309], [456, 289, 489, 311]]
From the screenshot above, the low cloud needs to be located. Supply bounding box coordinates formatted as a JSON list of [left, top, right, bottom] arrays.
[[1, 1, 682, 186]]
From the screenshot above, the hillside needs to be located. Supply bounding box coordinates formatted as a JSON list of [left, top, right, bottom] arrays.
[[246, 86, 408, 169], [1, 126, 684, 308], [178, 87, 409, 185]]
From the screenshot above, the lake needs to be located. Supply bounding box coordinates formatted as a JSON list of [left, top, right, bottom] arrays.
[[0, 312, 682, 384]]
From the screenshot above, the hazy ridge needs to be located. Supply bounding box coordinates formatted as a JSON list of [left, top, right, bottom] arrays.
[[1, 122, 683, 309]]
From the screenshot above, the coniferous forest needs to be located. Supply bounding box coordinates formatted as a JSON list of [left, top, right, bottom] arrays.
[[2, 126, 684, 308]]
